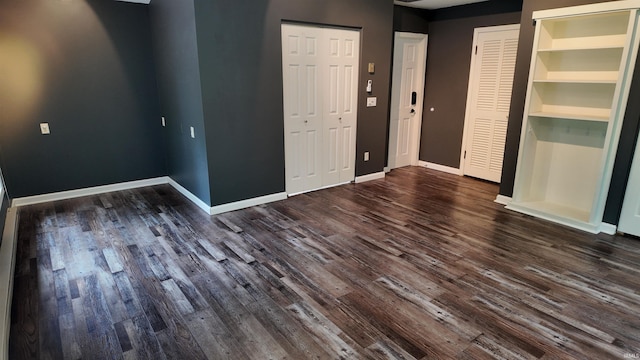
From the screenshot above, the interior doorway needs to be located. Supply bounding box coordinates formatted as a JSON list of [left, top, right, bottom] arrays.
[[387, 32, 428, 170]]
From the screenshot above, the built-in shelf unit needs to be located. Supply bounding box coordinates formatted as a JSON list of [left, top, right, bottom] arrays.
[[507, 1, 640, 233]]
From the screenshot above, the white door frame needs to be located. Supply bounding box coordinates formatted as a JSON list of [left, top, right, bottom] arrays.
[[618, 132, 640, 236], [459, 24, 520, 179], [387, 32, 428, 170]]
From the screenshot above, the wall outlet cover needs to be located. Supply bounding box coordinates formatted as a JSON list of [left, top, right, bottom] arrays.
[[40, 123, 50, 135]]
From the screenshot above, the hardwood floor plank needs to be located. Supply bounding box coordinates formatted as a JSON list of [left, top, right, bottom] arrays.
[[365, 339, 418, 360], [182, 310, 245, 360], [113, 320, 133, 353], [191, 273, 290, 359], [128, 314, 166, 360], [222, 240, 256, 264], [197, 238, 227, 262], [160, 279, 196, 316], [9, 167, 640, 359], [103, 247, 125, 274], [286, 302, 360, 359]]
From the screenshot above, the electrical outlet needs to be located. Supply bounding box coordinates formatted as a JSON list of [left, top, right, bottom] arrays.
[[190, 126, 195, 138], [364, 152, 370, 161], [161, 117, 166, 127], [367, 97, 377, 107], [40, 123, 50, 135]]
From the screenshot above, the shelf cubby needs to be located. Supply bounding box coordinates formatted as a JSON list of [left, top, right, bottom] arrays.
[[534, 48, 624, 82], [529, 82, 616, 121], [537, 11, 630, 51], [512, 117, 607, 224]]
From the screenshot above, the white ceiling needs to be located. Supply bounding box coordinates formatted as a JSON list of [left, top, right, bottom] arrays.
[[115, 0, 491, 9], [394, 0, 490, 9]]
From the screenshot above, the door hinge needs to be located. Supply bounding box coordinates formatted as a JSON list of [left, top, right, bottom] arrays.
[[464, 150, 467, 159], [475, 46, 478, 55]]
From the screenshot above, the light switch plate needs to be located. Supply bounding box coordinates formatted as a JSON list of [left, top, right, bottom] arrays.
[[40, 123, 50, 135], [367, 97, 377, 107]]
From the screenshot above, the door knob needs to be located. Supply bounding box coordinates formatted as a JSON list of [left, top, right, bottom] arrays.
[[410, 109, 416, 114]]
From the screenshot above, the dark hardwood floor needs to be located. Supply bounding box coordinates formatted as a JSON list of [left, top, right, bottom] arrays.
[[9, 167, 640, 359]]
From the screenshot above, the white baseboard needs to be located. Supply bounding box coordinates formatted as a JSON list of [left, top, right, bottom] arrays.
[[419, 161, 462, 175], [210, 192, 287, 215], [167, 178, 212, 215], [0, 208, 18, 360], [8, 175, 292, 218], [494, 195, 512, 205], [599, 223, 617, 235], [12, 177, 170, 207], [355, 172, 386, 183]]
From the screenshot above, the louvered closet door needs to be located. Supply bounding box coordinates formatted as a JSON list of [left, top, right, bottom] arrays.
[[463, 26, 519, 183]]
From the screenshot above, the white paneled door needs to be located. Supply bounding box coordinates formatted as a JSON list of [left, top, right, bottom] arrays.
[[282, 25, 323, 194], [618, 136, 640, 237], [388, 33, 427, 170], [461, 25, 520, 183], [282, 24, 360, 195]]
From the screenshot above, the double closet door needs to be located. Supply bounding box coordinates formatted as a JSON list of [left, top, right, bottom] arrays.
[[281, 24, 360, 195]]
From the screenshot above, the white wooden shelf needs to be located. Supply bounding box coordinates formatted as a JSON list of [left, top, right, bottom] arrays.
[[537, 37, 627, 51], [533, 79, 618, 84], [506, 201, 598, 233], [535, 47, 623, 82], [529, 112, 610, 122], [537, 11, 630, 50], [509, 3, 640, 234], [537, 45, 625, 52], [530, 81, 615, 125], [509, 201, 590, 223]]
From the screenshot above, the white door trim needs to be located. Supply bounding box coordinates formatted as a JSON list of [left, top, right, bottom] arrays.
[[618, 129, 640, 236], [459, 24, 520, 180], [388, 32, 428, 170]]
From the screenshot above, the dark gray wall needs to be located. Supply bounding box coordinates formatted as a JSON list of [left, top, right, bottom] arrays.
[[419, 1, 522, 167], [499, 0, 640, 225], [149, 0, 211, 206], [604, 51, 640, 224], [0, 0, 165, 198], [393, 5, 429, 33], [0, 190, 8, 242], [194, 0, 394, 206], [0, 169, 6, 238]]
